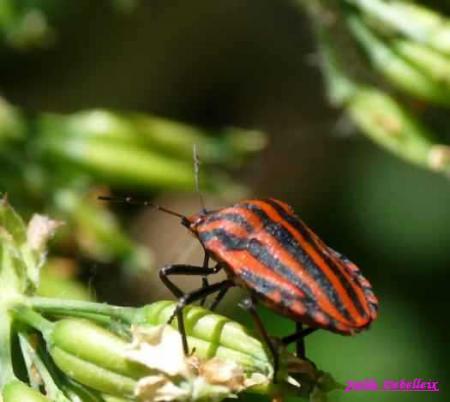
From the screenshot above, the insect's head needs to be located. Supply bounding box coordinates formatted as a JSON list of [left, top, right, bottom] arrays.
[[181, 209, 209, 233]]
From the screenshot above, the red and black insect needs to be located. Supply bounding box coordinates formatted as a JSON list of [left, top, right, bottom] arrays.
[[100, 196, 378, 377]]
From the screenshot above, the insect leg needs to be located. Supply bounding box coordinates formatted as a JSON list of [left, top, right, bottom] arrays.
[[159, 263, 221, 298], [209, 284, 230, 311], [239, 296, 280, 380], [296, 323, 305, 358], [281, 325, 317, 358], [200, 252, 210, 306], [168, 279, 234, 354]]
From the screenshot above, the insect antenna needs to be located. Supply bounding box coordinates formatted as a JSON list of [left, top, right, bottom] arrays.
[[98, 195, 187, 221], [193, 144, 207, 215]]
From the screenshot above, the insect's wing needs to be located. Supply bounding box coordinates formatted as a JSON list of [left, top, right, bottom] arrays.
[[327, 247, 378, 320]]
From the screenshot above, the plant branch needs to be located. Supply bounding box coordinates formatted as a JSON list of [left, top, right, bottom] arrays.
[[30, 297, 137, 324]]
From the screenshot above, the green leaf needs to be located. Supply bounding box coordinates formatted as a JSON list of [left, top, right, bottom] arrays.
[[0, 196, 27, 245]]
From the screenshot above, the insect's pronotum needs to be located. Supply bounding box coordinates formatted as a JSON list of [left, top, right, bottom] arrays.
[[100, 195, 379, 378]]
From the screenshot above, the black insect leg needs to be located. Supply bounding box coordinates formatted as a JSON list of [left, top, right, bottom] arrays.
[[281, 324, 317, 358], [167, 279, 234, 353], [159, 263, 221, 298], [200, 252, 210, 306], [296, 323, 305, 358], [239, 296, 280, 380], [159, 263, 225, 353], [209, 284, 230, 311]]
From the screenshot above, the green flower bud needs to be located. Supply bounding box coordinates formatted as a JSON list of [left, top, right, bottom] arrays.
[[348, 16, 450, 105], [48, 318, 149, 397], [39, 109, 266, 168], [350, 0, 450, 55], [347, 86, 446, 173], [26, 297, 342, 400], [2, 380, 50, 402], [130, 114, 266, 165], [0, 196, 27, 245], [134, 300, 273, 377], [43, 134, 196, 190], [130, 114, 217, 160], [392, 39, 450, 88], [63, 111, 138, 143]]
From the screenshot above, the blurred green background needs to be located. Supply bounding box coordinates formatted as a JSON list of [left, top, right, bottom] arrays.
[[1, 1, 449, 401]]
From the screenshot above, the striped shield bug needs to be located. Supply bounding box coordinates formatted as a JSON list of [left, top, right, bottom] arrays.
[[101, 142, 378, 379], [99, 195, 379, 378]]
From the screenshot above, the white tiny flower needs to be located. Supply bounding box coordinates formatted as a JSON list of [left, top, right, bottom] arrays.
[[126, 325, 189, 377], [199, 357, 245, 391], [27, 214, 62, 251], [135, 375, 190, 402]]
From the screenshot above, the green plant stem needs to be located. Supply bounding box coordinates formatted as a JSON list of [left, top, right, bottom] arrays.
[[0, 206, 25, 388], [30, 297, 136, 324], [12, 307, 53, 338], [0, 309, 16, 388], [52, 312, 115, 326]]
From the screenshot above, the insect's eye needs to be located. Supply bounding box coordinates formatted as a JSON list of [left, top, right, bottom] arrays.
[[181, 217, 191, 228]]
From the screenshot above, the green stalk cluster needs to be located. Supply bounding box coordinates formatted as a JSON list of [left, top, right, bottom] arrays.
[[48, 318, 147, 397], [348, 0, 450, 55], [300, 0, 450, 176], [0, 200, 340, 401], [135, 301, 273, 375], [346, 15, 450, 106], [36, 110, 264, 192]]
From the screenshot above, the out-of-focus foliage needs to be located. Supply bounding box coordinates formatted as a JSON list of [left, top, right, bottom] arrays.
[[296, 0, 450, 176], [0, 97, 265, 290], [0, 0, 135, 49], [0, 0, 55, 49]]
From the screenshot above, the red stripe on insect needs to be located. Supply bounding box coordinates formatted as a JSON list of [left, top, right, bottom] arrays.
[[249, 200, 369, 327], [229, 207, 354, 327]]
